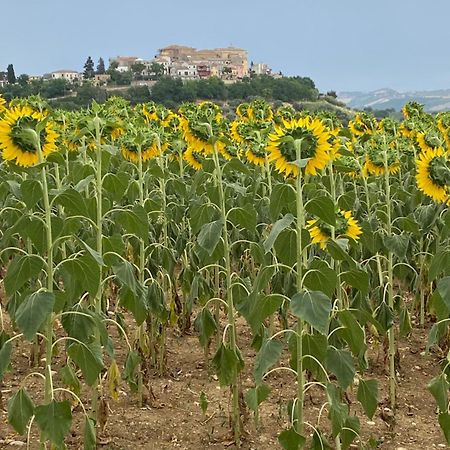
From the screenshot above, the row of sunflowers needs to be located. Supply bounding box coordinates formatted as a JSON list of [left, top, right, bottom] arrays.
[[0, 94, 449, 449]]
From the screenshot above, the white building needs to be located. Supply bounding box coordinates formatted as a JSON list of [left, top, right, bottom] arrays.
[[46, 70, 81, 81]]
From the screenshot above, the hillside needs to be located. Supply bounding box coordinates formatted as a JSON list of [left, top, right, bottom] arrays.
[[338, 88, 450, 112]]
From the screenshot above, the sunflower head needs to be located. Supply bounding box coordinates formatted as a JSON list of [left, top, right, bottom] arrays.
[[248, 99, 273, 122], [0, 106, 58, 166], [0, 94, 6, 115], [267, 116, 332, 177], [179, 101, 225, 154], [348, 113, 377, 138], [307, 209, 362, 249], [236, 103, 252, 120], [416, 147, 450, 203], [274, 105, 296, 124], [363, 135, 400, 176], [402, 101, 424, 120], [416, 130, 442, 153]]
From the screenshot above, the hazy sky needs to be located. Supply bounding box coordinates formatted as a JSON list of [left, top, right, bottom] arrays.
[[2, 0, 450, 93]]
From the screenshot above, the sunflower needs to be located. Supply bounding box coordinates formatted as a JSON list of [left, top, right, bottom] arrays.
[[307, 210, 362, 249], [348, 113, 377, 137], [183, 146, 203, 170], [111, 127, 125, 141], [0, 95, 6, 115], [267, 116, 332, 177], [416, 147, 450, 203], [0, 106, 58, 166], [363, 138, 400, 176], [236, 103, 252, 121], [416, 131, 441, 153]]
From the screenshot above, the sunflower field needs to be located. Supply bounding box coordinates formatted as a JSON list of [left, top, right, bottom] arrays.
[[0, 94, 449, 449]]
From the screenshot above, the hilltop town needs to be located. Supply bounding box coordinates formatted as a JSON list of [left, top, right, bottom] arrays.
[[0, 45, 274, 88]]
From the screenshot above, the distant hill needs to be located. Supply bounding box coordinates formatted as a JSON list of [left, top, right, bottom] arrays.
[[338, 88, 450, 112]]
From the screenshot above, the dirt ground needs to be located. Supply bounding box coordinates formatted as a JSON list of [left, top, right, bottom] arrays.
[[0, 312, 448, 450]]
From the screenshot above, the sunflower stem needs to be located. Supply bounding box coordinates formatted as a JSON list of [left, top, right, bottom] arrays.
[[137, 143, 146, 406], [212, 140, 241, 445], [294, 140, 305, 443], [37, 141, 54, 406], [383, 139, 396, 411]]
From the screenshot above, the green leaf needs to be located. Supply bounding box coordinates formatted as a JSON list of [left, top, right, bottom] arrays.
[[60, 253, 101, 298], [84, 417, 96, 450], [338, 310, 367, 361], [189, 203, 215, 234], [77, 238, 105, 267], [290, 290, 331, 335], [253, 266, 276, 293], [147, 281, 168, 322], [254, 339, 283, 385], [438, 412, 450, 444], [303, 266, 337, 299], [212, 343, 244, 386], [103, 172, 128, 202], [383, 234, 409, 259], [289, 333, 328, 380], [428, 375, 450, 412], [116, 205, 149, 243], [54, 188, 89, 218], [374, 301, 394, 333], [311, 430, 332, 449], [399, 306, 412, 337], [327, 383, 349, 437], [245, 384, 271, 412], [21, 179, 43, 209], [305, 195, 336, 226], [326, 347, 355, 390], [428, 321, 449, 351], [194, 308, 217, 347], [123, 350, 141, 393], [113, 261, 138, 294], [0, 332, 12, 380], [67, 341, 104, 386], [437, 277, 450, 310], [61, 306, 96, 343], [8, 388, 35, 435], [4, 255, 44, 295], [341, 269, 369, 295], [429, 250, 450, 281], [273, 229, 297, 266], [341, 416, 360, 450], [35, 400, 72, 446], [278, 427, 306, 450], [269, 184, 296, 221], [15, 291, 55, 341], [247, 294, 284, 334], [264, 213, 295, 253], [60, 364, 81, 397], [227, 206, 257, 232], [357, 379, 378, 419], [197, 219, 223, 256]]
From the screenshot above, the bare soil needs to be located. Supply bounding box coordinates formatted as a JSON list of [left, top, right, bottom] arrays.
[[0, 313, 448, 450]]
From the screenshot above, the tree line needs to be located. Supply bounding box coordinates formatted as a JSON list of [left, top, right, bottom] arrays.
[[1, 74, 320, 110]]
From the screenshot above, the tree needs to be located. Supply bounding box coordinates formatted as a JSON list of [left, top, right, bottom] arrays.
[[130, 62, 146, 80], [96, 58, 106, 75], [7, 64, 16, 84], [149, 62, 165, 81], [107, 61, 119, 73], [83, 57, 95, 79], [17, 74, 30, 86]]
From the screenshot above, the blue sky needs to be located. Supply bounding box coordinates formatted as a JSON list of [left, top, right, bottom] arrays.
[[2, 0, 450, 93]]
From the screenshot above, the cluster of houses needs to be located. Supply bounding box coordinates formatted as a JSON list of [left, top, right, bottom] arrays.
[[110, 45, 272, 81], [2, 45, 273, 87]]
